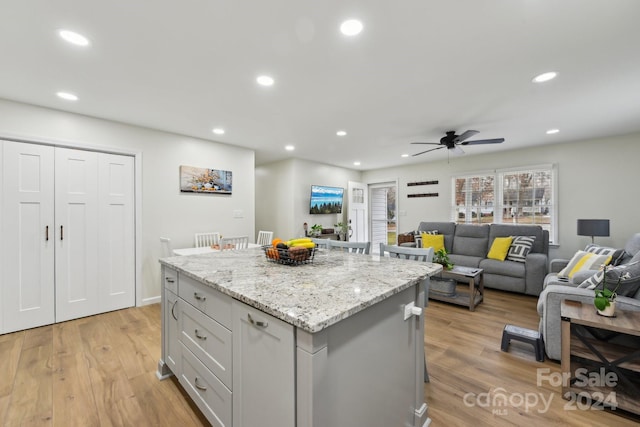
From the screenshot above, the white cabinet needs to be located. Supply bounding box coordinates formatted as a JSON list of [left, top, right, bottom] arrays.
[[163, 267, 180, 375], [232, 300, 295, 427], [0, 140, 135, 334]]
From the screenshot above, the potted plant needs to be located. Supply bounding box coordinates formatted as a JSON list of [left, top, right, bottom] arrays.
[[309, 224, 323, 237], [433, 248, 453, 270], [594, 266, 630, 317], [334, 222, 349, 240]]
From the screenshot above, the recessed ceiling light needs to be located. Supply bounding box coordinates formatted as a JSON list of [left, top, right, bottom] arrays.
[[546, 129, 560, 135], [256, 75, 275, 86], [532, 71, 557, 83], [401, 154, 409, 158], [353, 161, 361, 166], [58, 30, 90, 46], [56, 91, 78, 101], [336, 130, 347, 136], [212, 128, 225, 135], [340, 19, 364, 36], [285, 145, 295, 151]]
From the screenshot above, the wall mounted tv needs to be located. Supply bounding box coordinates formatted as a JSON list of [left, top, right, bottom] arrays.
[[309, 185, 344, 214]]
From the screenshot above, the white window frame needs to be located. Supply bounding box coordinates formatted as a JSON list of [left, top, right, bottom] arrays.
[[452, 164, 558, 244]]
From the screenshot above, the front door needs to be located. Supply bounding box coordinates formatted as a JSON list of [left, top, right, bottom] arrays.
[[347, 181, 367, 242]]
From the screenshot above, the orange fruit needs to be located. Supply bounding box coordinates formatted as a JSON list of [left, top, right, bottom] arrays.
[[272, 238, 283, 247]]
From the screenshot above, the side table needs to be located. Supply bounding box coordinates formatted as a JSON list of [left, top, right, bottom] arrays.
[[561, 300, 640, 416]]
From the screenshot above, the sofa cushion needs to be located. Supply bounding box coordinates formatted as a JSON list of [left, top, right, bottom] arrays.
[[584, 244, 625, 266], [417, 222, 456, 253], [558, 251, 612, 279], [452, 224, 489, 257], [448, 253, 483, 268], [579, 261, 640, 297], [480, 258, 526, 278], [507, 236, 536, 263], [489, 224, 547, 254], [487, 237, 512, 261], [421, 233, 444, 252]]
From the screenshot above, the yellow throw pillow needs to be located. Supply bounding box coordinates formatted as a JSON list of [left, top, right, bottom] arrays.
[[487, 237, 513, 261], [558, 251, 613, 279], [421, 233, 444, 252]]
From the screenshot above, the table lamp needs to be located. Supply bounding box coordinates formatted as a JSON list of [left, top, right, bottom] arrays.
[[577, 219, 610, 244]]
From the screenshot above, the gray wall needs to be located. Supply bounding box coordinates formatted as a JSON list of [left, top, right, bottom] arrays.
[[362, 132, 640, 261], [0, 98, 255, 303], [256, 158, 361, 241]]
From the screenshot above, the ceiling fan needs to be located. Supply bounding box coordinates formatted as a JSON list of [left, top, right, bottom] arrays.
[[411, 130, 504, 156]]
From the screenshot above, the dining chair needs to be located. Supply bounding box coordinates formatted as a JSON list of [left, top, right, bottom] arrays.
[[379, 243, 434, 262], [219, 236, 249, 250], [311, 238, 332, 249], [160, 237, 173, 258], [195, 232, 221, 248], [256, 230, 274, 246], [379, 243, 434, 383], [328, 240, 371, 255]]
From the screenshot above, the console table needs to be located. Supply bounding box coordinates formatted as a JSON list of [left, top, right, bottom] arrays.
[[561, 300, 640, 416]]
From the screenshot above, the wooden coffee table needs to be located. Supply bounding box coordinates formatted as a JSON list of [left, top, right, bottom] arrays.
[[429, 266, 484, 311]]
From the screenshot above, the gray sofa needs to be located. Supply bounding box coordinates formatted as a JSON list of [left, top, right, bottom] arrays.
[[412, 221, 549, 296], [537, 233, 640, 360]]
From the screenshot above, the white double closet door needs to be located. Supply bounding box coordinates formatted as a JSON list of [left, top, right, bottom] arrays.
[[1, 140, 134, 334]]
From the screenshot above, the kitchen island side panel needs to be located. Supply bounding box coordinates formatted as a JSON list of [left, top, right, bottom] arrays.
[[296, 284, 428, 427]]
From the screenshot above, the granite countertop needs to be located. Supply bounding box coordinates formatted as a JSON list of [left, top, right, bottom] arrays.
[[160, 248, 441, 333]]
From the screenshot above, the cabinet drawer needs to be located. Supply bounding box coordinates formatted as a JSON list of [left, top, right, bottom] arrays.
[[180, 300, 232, 388], [163, 267, 178, 294], [179, 274, 232, 329], [180, 343, 232, 427]]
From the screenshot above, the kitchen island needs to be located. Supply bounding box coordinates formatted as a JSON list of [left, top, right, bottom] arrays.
[[158, 247, 440, 427]]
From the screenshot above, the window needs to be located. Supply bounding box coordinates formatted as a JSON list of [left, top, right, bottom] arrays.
[[452, 164, 557, 243]]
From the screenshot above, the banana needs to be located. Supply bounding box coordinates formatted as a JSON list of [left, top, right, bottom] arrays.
[[289, 241, 316, 249]]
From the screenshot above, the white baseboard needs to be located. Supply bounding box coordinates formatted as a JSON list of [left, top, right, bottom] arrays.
[[140, 296, 160, 306]]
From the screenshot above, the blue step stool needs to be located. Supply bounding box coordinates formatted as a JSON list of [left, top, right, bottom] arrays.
[[501, 324, 545, 362]]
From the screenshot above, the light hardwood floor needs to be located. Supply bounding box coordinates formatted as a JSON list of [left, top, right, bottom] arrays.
[[0, 290, 638, 426]]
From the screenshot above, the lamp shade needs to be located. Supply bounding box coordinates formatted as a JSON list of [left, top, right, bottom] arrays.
[[577, 219, 610, 238]]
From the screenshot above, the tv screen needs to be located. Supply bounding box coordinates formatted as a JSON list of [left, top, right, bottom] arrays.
[[310, 185, 344, 214]]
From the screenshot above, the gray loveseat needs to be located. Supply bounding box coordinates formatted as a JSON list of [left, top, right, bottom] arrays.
[[537, 233, 640, 360], [411, 221, 549, 296]]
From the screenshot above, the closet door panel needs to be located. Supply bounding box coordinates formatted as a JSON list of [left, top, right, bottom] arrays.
[[55, 147, 99, 322], [2, 141, 55, 333], [98, 153, 135, 311]]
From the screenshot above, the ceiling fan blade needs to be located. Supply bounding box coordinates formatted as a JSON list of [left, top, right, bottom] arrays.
[[453, 130, 479, 143], [460, 138, 505, 146], [410, 142, 440, 145], [412, 146, 444, 156], [449, 146, 465, 155]]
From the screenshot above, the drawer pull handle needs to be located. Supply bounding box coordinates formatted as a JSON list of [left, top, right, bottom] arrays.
[[194, 329, 207, 340], [171, 300, 178, 321], [165, 277, 175, 283], [194, 292, 206, 301], [248, 313, 268, 328], [194, 377, 207, 391]]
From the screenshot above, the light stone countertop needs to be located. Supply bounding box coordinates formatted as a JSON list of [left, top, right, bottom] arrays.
[[159, 247, 442, 333]]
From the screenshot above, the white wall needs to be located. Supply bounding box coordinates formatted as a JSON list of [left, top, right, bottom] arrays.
[[363, 133, 640, 261], [0, 98, 255, 303], [256, 159, 361, 240]]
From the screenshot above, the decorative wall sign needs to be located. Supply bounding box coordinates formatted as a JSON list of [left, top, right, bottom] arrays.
[[180, 165, 233, 194], [408, 193, 438, 198], [407, 180, 439, 186]]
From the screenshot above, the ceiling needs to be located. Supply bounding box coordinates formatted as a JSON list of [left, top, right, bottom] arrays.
[[1, 1, 639, 170]]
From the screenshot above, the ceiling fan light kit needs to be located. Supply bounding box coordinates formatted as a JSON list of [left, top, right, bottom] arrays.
[[411, 130, 505, 157]]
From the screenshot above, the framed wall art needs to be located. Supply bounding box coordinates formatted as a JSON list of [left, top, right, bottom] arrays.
[[180, 165, 233, 194]]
